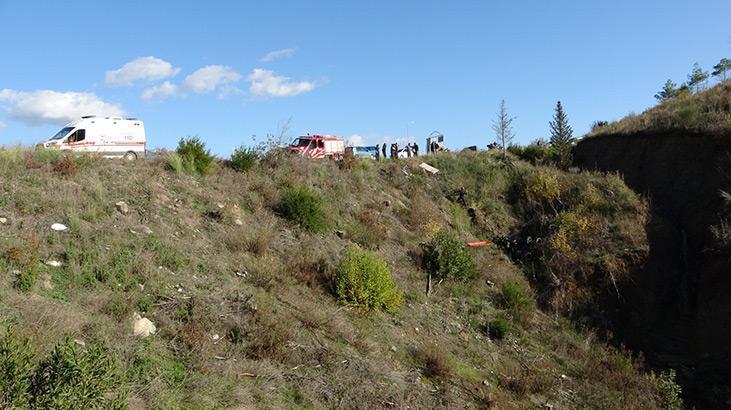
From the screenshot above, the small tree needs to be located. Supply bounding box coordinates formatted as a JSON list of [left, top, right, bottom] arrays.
[[687, 62, 709, 93], [549, 101, 575, 169], [712, 58, 731, 82], [491, 99, 515, 158], [654, 79, 681, 102]]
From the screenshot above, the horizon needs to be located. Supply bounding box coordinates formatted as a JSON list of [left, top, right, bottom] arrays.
[[1, 0, 730, 155]]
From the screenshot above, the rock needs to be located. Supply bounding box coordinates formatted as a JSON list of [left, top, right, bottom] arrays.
[[482, 380, 490, 387], [0, 217, 8, 225], [51, 223, 68, 232], [390, 345, 397, 352], [216, 203, 225, 209], [140, 225, 153, 235], [133, 313, 156, 338], [335, 230, 346, 238], [234, 219, 243, 226], [383, 200, 391, 207], [115, 201, 130, 215], [73, 339, 86, 347], [45, 260, 63, 267]]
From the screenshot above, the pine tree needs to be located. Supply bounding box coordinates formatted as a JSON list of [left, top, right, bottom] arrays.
[[549, 101, 575, 169], [492, 99, 515, 158], [654, 79, 680, 102], [687, 62, 710, 93], [712, 58, 731, 82]]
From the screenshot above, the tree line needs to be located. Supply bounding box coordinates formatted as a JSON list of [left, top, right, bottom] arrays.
[[655, 58, 731, 102]]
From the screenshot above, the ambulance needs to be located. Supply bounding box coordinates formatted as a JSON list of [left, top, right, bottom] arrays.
[[38, 116, 146, 160]]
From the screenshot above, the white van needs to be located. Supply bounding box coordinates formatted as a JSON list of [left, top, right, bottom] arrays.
[[38, 116, 146, 160]]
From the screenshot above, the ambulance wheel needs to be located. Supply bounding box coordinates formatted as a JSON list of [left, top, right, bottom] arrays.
[[123, 151, 138, 161]]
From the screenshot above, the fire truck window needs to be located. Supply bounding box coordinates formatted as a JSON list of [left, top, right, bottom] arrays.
[[317, 140, 324, 148]]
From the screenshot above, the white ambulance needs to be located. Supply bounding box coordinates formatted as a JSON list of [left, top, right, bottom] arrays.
[[38, 116, 146, 160]]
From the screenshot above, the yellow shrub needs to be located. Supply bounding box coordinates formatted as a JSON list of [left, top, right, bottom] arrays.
[[525, 172, 561, 204]]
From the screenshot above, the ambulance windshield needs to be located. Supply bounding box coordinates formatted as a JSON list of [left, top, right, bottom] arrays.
[[49, 127, 74, 140]]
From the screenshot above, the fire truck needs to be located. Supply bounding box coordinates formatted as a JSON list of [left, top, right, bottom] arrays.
[[288, 135, 345, 159]]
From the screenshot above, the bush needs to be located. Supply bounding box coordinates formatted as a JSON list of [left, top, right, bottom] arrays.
[[486, 318, 510, 340], [229, 146, 258, 173], [0, 331, 123, 409], [165, 153, 184, 175], [52, 156, 79, 176], [335, 247, 403, 312], [424, 231, 477, 281], [500, 280, 533, 315], [655, 369, 683, 410], [176, 137, 214, 175], [417, 344, 451, 379], [278, 186, 328, 233]]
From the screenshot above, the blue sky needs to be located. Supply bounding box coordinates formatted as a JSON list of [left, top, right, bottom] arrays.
[[1, 0, 730, 155]]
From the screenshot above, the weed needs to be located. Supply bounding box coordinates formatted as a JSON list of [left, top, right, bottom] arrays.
[[0, 328, 35, 407], [424, 231, 478, 281], [335, 247, 403, 312]]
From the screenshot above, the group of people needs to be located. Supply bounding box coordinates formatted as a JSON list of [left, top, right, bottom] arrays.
[[374, 142, 419, 160]]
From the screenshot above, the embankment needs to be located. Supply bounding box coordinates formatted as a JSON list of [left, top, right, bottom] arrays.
[[575, 131, 731, 406]]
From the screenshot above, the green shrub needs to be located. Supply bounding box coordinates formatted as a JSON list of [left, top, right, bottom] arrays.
[[335, 247, 403, 312], [486, 318, 510, 340], [29, 338, 119, 408], [500, 280, 533, 313], [229, 146, 258, 173], [655, 369, 683, 410], [278, 186, 328, 233], [424, 231, 477, 281], [176, 137, 214, 175]]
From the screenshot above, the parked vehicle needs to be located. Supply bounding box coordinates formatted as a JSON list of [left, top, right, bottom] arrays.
[[37, 116, 146, 160], [345, 145, 377, 159], [289, 135, 345, 159]]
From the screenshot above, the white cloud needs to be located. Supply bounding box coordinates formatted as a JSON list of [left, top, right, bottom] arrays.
[[259, 48, 295, 63], [248, 69, 315, 97], [105, 56, 181, 87], [0, 89, 123, 126], [182, 65, 242, 94], [142, 81, 178, 100]]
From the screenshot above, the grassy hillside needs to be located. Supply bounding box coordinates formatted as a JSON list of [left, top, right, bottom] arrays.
[[589, 81, 731, 137], [0, 147, 673, 408]]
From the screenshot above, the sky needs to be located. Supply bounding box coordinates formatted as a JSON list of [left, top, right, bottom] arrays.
[[0, 0, 730, 155]]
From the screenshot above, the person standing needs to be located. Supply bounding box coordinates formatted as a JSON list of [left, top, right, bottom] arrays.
[[375, 143, 381, 160], [382, 142, 387, 159], [405, 144, 412, 157], [392, 142, 399, 159], [412, 142, 419, 156]]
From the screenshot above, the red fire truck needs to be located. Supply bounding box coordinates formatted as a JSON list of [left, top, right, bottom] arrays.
[[288, 135, 345, 159]]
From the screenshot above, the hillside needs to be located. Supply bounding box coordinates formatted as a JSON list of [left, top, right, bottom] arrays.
[[0, 147, 673, 408], [588, 81, 731, 137], [575, 83, 731, 408]]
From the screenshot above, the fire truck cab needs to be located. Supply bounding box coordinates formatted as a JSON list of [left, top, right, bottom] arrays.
[[289, 135, 345, 159]]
